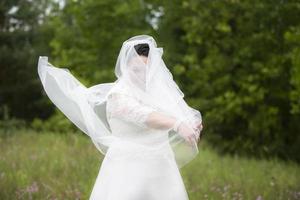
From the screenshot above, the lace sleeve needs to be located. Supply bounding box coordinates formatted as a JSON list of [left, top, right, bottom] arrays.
[[106, 92, 157, 129]]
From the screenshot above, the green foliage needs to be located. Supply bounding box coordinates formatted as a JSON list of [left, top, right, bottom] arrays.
[[156, 0, 300, 161], [0, 118, 26, 135], [285, 26, 300, 114], [0, 105, 27, 134], [0, 0, 56, 121], [49, 0, 155, 86], [31, 109, 79, 134]]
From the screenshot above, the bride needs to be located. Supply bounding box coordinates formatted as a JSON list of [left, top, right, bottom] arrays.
[[38, 35, 203, 200]]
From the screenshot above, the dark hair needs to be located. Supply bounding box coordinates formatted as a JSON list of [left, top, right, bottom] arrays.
[[134, 43, 149, 57]]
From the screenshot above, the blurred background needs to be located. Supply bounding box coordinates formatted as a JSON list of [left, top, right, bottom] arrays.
[[0, 0, 300, 199]]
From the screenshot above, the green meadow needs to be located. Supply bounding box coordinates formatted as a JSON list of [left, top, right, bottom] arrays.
[[0, 130, 299, 200]]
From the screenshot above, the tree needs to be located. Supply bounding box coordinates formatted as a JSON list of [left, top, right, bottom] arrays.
[[156, 0, 300, 162], [0, 0, 57, 121], [50, 0, 155, 86]]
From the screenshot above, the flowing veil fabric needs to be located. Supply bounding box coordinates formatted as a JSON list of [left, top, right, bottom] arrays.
[[37, 35, 202, 169]]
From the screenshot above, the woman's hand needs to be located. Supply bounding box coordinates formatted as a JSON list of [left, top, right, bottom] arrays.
[[192, 120, 203, 141], [177, 122, 198, 146], [194, 120, 203, 132]]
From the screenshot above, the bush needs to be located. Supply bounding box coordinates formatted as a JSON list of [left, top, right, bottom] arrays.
[[31, 109, 79, 134]]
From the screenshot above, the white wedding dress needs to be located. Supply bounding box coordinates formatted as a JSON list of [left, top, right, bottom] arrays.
[[89, 86, 190, 200], [37, 35, 202, 200]]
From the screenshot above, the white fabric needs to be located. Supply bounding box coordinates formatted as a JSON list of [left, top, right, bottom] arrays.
[[37, 35, 202, 200], [88, 85, 189, 199]]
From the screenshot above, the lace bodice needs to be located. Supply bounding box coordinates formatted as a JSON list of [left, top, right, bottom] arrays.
[[105, 89, 171, 146], [106, 92, 157, 129]]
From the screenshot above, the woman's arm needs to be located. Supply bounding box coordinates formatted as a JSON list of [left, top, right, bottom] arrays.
[[106, 92, 198, 145], [145, 111, 198, 145], [145, 111, 177, 130]]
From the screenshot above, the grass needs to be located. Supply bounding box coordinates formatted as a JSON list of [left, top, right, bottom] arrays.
[[0, 129, 299, 200]]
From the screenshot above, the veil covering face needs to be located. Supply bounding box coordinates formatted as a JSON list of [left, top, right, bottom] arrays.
[[38, 35, 202, 169]]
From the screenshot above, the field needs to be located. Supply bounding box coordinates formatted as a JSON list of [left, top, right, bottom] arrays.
[[0, 130, 299, 200]]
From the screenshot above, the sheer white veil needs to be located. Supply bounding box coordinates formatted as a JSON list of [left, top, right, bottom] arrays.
[[38, 35, 202, 168]]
